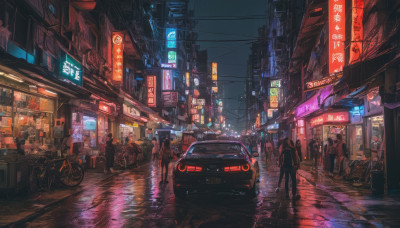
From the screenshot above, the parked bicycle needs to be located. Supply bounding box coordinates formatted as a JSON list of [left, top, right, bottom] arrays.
[[29, 155, 85, 192]]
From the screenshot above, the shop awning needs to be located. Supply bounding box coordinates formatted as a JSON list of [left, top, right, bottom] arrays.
[[0, 50, 90, 98]]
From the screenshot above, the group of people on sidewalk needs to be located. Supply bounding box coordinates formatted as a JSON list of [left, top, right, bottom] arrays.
[[308, 134, 348, 177], [103, 133, 143, 174]]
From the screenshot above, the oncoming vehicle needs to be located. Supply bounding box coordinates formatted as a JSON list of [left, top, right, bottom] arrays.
[[173, 140, 260, 198]]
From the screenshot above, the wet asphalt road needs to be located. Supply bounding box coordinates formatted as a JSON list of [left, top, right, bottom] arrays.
[[22, 158, 394, 228]]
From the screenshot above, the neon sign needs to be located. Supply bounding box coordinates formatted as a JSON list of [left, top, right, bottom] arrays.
[[186, 72, 190, 87], [60, 53, 82, 86], [270, 80, 281, 88], [296, 85, 332, 117], [329, 0, 345, 73], [166, 28, 177, 48], [161, 63, 176, 69], [212, 62, 217, 81], [162, 69, 172, 90], [310, 112, 349, 128], [147, 76, 156, 107], [305, 72, 343, 91], [350, 0, 363, 63], [112, 32, 124, 82], [269, 88, 279, 108], [168, 51, 176, 63]]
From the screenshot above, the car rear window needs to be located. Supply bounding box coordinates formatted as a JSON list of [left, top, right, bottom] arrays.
[[187, 143, 245, 156]]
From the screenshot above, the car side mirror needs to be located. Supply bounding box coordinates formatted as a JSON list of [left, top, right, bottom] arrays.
[[252, 152, 259, 157]]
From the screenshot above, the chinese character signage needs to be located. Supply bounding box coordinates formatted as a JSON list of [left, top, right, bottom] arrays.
[[123, 101, 141, 118], [166, 28, 177, 48], [329, 0, 345, 73], [162, 69, 172, 90], [305, 72, 343, 91], [168, 51, 176, 63], [186, 72, 190, 87], [212, 62, 217, 81], [350, 0, 363, 63], [269, 88, 279, 108], [270, 80, 281, 88], [60, 53, 82, 86], [162, 91, 178, 107], [147, 75, 156, 107], [112, 32, 124, 82], [197, 99, 205, 106], [310, 112, 349, 128], [212, 87, 218, 93]]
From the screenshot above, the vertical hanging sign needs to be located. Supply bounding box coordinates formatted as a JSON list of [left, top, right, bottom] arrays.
[[112, 32, 124, 82], [186, 72, 190, 87], [350, 0, 363, 63], [162, 69, 172, 90], [212, 62, 217, 81], [329, 0, 345, 74], [147, 76, 156, 107]]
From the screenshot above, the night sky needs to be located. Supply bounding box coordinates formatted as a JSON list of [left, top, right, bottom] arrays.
[[190, 0, 266, 132]]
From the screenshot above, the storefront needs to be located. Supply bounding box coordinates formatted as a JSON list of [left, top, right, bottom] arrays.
[[0, 74, 57, 153], [348, 105, 365, 160], [364, 88, 384, 160], [310, 111, 350, 154], [97, 101, 116, 151], [118, 98, 148, 143], [266, 123, 279, 148]]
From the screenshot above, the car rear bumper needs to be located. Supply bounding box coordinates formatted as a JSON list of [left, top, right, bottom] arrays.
[[173, 176, 254, 192]]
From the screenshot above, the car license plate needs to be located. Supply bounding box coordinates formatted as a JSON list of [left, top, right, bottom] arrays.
[[206, 177, 221, 184]]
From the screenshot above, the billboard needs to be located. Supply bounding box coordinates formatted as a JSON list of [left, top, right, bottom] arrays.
[[162, 91, 178, 107], [166, 28, 177, 48], [269, 88, 279, 108], [162, 69, 172, 90], [329, 0, 345, 73], [112, 32, 124, 82], [147, 76, 156, 107]]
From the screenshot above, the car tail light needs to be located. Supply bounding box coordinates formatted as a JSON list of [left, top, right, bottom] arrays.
[[177, 164, 202, 172], [224, 164, 250, 172]]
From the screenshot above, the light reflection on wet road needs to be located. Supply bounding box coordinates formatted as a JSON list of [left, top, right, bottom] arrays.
[[23, 158, 394, 227]]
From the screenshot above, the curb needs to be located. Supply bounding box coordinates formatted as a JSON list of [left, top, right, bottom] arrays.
[[6, 161, 150, 227]]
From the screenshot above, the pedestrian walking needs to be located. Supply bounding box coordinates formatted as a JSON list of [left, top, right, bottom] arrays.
[[279, 138, 300, 200], [334, 134, 348, 177], [311, 139, 320, 171], [275, 143, 284, 192], [295, 140, 302, 162], [105, 133, 115, 174], [265, 139, 273, 163], [152, 137, 159, 161], [326, 138, 335, 176], [159, 138, 173, 183]]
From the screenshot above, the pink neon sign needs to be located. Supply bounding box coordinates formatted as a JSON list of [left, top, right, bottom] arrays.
[[296, 85, 333, 118], [310, 112, 349, 128]]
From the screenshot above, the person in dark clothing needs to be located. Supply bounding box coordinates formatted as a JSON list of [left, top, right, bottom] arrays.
[[308, 139, 315, 160], [159, 138, 173, 183], [279, 138, 301, 200], [295, 140, 302, 162], [105, 133, 115, 173]]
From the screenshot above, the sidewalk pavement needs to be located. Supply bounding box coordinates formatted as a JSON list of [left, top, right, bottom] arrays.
[[0, 169, 120, 227], [297, 160, 400, 227]]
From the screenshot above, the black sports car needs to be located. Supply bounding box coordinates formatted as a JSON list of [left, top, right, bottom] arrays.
[[173, 140, 260, 198]]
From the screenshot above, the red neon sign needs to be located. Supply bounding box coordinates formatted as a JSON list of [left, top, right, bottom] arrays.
[[147, 76, 156, 107], [310, 112, 349, 128], [350, 0, 363, 63], [329, 0, 345, 73], [99, 103, 110, 113], [112, 32, 124, 82]]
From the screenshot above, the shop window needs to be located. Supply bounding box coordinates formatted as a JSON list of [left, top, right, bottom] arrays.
[[366, 115, 384, 159], [348, 125, 364, 160], [13, 92, 54, 151], [0, 87, 13, 149], [72, 111, 97, 150]]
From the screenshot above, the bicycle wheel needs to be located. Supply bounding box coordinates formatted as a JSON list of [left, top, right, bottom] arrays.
[[59, 163, 85, 187]]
